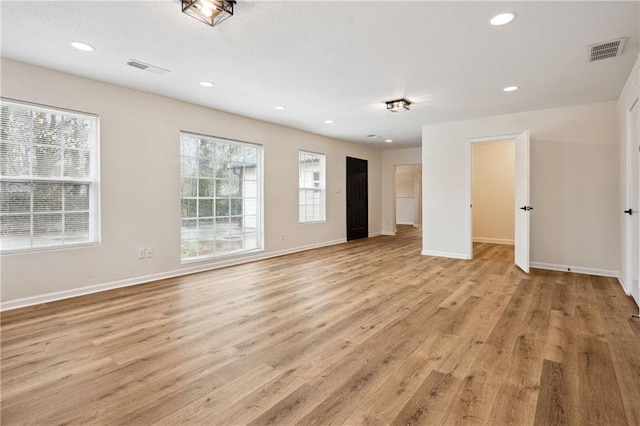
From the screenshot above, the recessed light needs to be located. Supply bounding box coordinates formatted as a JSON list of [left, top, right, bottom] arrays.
[[324, 120, 334, 124], [199, 81, 214, 87], [490, 13, 516, 26], [274, 105, 286, 110], [503, 86, 519, 92], [71, 41, 95, 52], [385, 139, 393, 143]]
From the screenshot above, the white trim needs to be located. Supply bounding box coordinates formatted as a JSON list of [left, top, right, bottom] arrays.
[[368, 231, 381, 238], [618, 274, 632, 296], [468, 133, 520, 144], [473, 237, 514, 245], [529, 261, 618, 278], [381, 231, 396, 236], [421, 250, 469, 260], [1, 238, 346, 312], [396, 221, 414, 225]]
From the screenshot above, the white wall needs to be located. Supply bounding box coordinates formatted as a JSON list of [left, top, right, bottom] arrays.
[[618, 55, 640, 296], [423, 101, 620, 273], [472, 141, 515, 244], [0, 59, 382, 308], [381, 148, 421, 235]]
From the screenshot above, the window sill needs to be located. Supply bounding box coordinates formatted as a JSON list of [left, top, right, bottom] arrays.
[[1, 241, 100, 256]]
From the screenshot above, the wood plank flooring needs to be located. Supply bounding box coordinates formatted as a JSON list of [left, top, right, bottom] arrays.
[[2, 226, 639, 425]]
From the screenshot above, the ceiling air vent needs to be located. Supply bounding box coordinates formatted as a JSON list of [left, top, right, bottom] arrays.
[[126, 59, 170, 75], [587, 38, 626, 62]]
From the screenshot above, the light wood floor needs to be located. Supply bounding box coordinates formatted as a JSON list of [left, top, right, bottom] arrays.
[[2, 226, 639, 425]]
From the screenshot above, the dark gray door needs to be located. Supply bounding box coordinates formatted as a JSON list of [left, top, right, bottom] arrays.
[[346, 157, 368, 241]]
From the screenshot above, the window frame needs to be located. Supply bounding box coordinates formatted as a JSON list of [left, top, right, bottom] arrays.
[[298, 150, 326, 224], [0, 98, 100, 254], [180, 131, 264, 263]]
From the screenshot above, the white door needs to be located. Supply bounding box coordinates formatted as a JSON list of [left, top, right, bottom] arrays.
[[514, 131, 531, 273], [629, 100, 639, 305]]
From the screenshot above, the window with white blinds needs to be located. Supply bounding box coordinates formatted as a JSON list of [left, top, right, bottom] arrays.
[[180, 131, 262, 261], [299, 151, 326, 223], [0, 99, 99, 253]]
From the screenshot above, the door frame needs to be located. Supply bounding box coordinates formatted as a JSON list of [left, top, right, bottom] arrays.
[[466, 133, 520, 260]]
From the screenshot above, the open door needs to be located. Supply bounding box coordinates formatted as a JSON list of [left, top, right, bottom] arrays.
[[514, 131, 531, 273], [627, 99, 639, 306]]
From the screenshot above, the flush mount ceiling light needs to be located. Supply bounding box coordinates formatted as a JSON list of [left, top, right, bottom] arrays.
[[182, 0, 235, 27], [71, 41, 95, 52], [385, 98, 411, 113], [199, 81, 214, 87], [324, 120, 334, 124], [490, 13, 516, 26], [274, 105, 286, 110], [503, 86, 519, 92], [366, 134, 380, 139], [385, 139, 393, 143]]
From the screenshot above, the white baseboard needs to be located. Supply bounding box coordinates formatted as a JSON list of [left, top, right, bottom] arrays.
[[396, 221, 414, 226], [473, 237, 514, 245], [369, 231, 382, 238], [618, 275, 631, 295], [0, 238, 347, 312], [529, 261, 618, 278], [381, 231, 396, 236], [421, 250, 469, 260]]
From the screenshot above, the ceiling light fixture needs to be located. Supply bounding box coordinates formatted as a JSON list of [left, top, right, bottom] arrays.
[[385, 98, 411, 113], [182, 0, 235, 27], [324, 120, 334, 124], [503, 86, 519, 92], [199, 81, 214, 87], [490, 13, 516, 26], [274, 105, 286, 110], [71, 41, 95, 52], [385, 139, 393, 143], [366, 134, 380, 139]]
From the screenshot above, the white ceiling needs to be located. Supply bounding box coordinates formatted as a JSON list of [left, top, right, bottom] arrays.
[[1, 1, 638, 149]]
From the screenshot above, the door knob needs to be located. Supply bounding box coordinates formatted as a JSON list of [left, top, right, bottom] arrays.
[[519, 206, 533, 211], [624, 209, 633, 215]]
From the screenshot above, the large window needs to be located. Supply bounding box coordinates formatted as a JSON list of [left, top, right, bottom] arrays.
[[0, 99, 99, 252], [180, 132, 262, 261], [299, 151, 326, 223]]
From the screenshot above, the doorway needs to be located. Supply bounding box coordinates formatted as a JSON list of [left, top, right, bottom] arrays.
[[394, 165, 422, 229], [346, 156, 368, 241], [471, 140, 515, 255], [467, 131, 531, 272]]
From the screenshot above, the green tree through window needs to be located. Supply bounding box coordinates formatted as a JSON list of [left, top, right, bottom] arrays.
[[180, 132, 262, 261]]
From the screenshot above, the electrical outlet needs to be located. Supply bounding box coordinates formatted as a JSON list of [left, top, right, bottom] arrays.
[[146, 248, 153, 258], [137, 248, 146, 259]]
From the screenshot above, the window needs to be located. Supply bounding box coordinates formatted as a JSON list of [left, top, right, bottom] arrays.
[[299, 151, 326, 223], [180, 132, 262, 261], [0, 99, 99, 252]]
